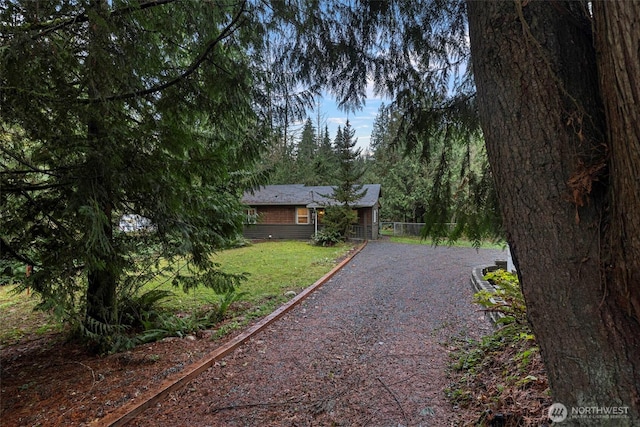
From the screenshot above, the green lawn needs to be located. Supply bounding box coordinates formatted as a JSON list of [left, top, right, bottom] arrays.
[[385, 233, 504, 249], [0, 241, 355, 346], [158, 241, 354, 314], [0, 288, 63, 346]]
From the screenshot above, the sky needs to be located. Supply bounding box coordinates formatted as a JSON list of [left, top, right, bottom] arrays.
[[292, 81, 389, 153], [317, 94, 385, 152]]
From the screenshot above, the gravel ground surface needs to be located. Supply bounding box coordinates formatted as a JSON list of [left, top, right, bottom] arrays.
[[132, 241, 505, 427]]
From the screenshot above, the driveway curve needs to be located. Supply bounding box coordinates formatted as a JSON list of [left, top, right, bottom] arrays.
[[133, 241, 504, 427]]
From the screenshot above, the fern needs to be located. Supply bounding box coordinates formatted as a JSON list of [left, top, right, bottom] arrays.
[[118, 289, 175, 328], [137, 312, 205, 343], [81, 316, 135, 354], [207, 289, 249, 323]]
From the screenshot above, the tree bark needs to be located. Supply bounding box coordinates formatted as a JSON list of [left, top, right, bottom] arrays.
[[594, 1, 640, 323], [467, 1, 639, 423]]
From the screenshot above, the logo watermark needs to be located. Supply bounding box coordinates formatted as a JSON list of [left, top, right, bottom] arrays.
[[547, 402, 630, 422], [548, 403, 568, 422]]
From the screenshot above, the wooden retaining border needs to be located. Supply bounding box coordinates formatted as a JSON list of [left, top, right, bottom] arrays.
[[470, 264, 505, 326], [92, 241, 367, 427]]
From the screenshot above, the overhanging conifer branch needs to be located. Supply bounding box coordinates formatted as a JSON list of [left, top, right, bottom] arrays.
[[81, 1, 248, 104], [2, 1, 249, 104], [0, 238, 39, 267], [0, 0, 179, 41]]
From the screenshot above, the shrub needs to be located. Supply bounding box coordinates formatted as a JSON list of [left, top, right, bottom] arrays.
[[474, 269, 528, 327], [313, 205, 358, 245], [312, 229, 344, 247]]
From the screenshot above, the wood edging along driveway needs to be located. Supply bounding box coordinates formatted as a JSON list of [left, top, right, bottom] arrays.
[[94, 241, 369, 427]]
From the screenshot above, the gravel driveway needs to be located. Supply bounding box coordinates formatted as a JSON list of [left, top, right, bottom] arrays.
[[134, 241, 505, 427]]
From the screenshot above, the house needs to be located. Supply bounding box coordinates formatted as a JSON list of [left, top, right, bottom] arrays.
[[241, 184, 382, 240]]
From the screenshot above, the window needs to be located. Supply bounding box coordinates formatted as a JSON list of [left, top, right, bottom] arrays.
[[373, 208, 378, 224], [245, 208, 257, 224], [296, 207, 309, 224]]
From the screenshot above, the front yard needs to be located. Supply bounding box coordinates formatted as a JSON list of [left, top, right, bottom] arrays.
[[0, 240, 355, 348]]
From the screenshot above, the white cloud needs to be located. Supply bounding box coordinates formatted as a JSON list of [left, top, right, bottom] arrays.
[[327, 117, 347, 126], [313, 92, 389, 150]]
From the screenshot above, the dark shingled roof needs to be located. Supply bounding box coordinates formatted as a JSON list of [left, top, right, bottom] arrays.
[[242, 184, 381, 208]]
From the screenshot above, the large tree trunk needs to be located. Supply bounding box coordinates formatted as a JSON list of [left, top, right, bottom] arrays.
[[594, 1, 640, 325], [467, 1, 639, 423]]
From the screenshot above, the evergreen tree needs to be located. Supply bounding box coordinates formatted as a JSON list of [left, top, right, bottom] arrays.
[[286, 1, 640, 415], [313, 125, 338, 185], [297, 118, 317, 160], [1, 0, 272, 349], [332, 121, 366, 205], [367, 104, 442, 225], [295, 118, 318, 184], [320, 121, 367, 241], [4, 0, 640, 412], [369, 103, 393, 156], [262, 127, 298, 185]]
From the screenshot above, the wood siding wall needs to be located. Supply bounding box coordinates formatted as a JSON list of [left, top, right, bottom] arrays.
[[244, 205, 379, 240], [358, 209, 370, 227], [257, 206, 297, 224], [355, 207, 378, 239], [243, 224, 315, 240]]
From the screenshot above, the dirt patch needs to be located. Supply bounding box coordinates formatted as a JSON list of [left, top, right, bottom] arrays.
[[0, 322, 245, 426]]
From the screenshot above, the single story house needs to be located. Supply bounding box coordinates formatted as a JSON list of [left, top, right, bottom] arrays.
[[241, 184, 382, 240]]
